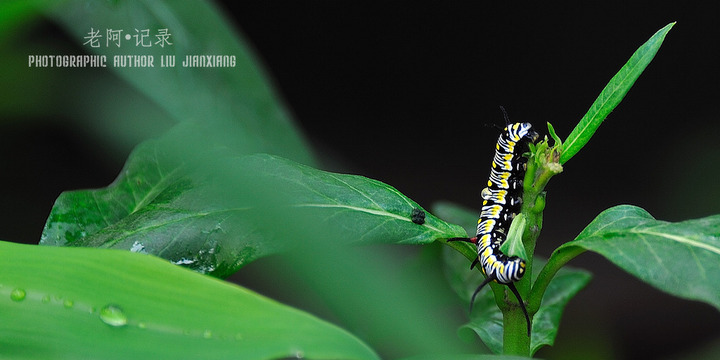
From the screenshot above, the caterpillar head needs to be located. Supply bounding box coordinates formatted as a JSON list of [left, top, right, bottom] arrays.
[[508, 122, 540, 144]]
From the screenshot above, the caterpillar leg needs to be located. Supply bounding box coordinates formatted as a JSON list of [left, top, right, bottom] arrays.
[[469, 275, 494, 314], [447, 237, 478, 244], [507, 282, 531, 337], [468, 276, 532, 337]]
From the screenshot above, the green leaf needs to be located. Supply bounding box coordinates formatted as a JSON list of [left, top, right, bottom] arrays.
[[433, 201, 477, 238], [546, 122, 562, 147], [0, 1, 45, 40], [45, 0, 313, 163], [41, 123, 465, 278], [554, 205, 720, 311], [278, 242, 478, 358], [456, 258, 590, 355], [399, 355, 534, 360], [0, 241, 378, 360], [560, 22, 674, 164], [441, 245, 499, 349], [436, 202, 591, 355], [527, 260, 591, 355], [500, 213, 528, 260]]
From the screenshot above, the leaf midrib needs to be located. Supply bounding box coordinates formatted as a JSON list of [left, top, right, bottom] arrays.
[[630, 228, 720, 256], [130, 165, 184, 214], [291, 203, 447, 234]]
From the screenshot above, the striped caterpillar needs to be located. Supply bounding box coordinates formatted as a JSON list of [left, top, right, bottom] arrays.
[[449, 119, 539, 336]]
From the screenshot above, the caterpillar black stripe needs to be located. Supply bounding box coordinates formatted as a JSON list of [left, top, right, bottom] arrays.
[[449, 120, 539, 336]]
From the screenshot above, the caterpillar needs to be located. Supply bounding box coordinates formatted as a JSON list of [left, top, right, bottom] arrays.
[[449, 119, 539, 336]]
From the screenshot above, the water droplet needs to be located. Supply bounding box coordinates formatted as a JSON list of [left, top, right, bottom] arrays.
[[138, 322, 147, 329], [171, 258, 194, 265], [63, 299, 74, 308], [99, 304, 127, 327], [41, 295, 51, 303], [10, 288, 26, 302], [202, 329, 212, 339], [130, 241, 146, 253]]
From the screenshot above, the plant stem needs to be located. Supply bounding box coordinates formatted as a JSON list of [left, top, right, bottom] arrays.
[[501, 140, 563, 355], [503, 305, 532, 355]]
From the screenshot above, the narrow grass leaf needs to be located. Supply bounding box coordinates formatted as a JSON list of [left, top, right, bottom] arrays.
[[0, 241, 378, 360]]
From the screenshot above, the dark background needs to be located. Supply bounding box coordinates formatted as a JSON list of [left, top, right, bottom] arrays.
[[2, 2, 719, 359]]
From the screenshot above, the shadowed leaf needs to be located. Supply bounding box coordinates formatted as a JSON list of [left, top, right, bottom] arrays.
[[41, 124, 465, 278]]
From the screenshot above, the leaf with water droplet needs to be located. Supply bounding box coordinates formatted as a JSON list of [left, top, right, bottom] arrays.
[[40, 122, 465, 278], [0, 240, 379, 360], [10, 288, 26, 302], [99, 304, 128, 327]]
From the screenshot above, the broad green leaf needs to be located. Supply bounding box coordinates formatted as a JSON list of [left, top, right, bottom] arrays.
[[433, 201, 477, 241], [554, 205, 720, 311], [45, 0, 313, 164], [436, 202, 591, 355], [0, 240, 378, 360], [560, 22, 674, 164], [41, 124, 465, 278]]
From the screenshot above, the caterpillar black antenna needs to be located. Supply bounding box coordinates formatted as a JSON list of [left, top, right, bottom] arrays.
[[499, 105, 511, 125], [482, 121, 503, 132]]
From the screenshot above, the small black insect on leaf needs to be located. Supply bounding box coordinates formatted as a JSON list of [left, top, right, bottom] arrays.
[[411, 208, 426, 225]]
